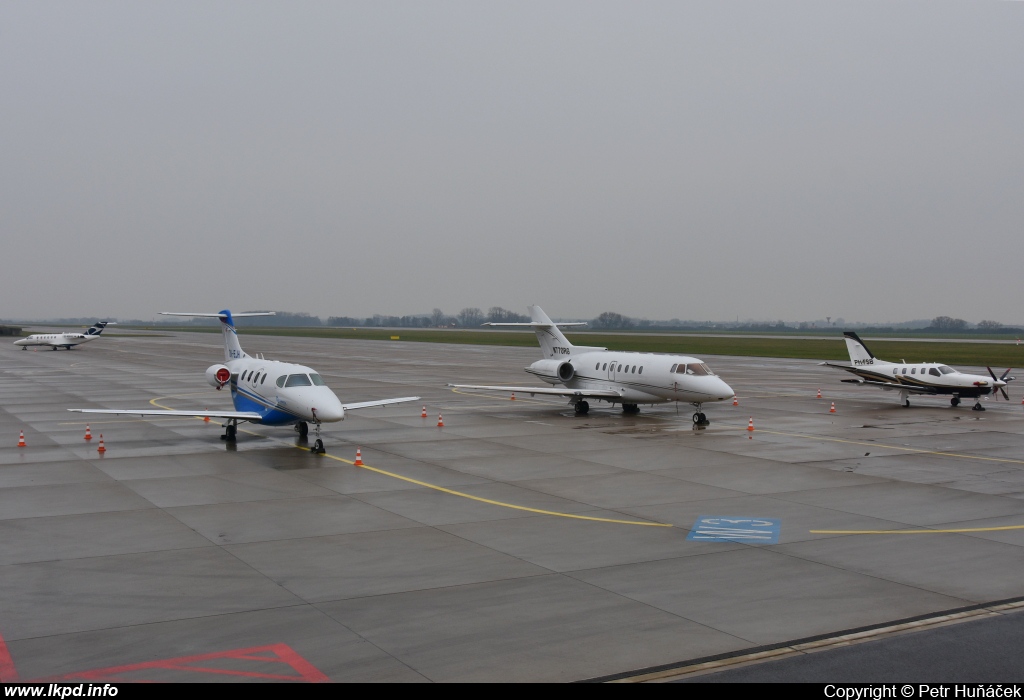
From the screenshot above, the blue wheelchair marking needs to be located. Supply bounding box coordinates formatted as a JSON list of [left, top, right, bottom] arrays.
[[686, 516, 780, 544]]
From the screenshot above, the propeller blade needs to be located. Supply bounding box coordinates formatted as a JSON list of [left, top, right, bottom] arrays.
[[1001, 368, 1013, 382], [1001, 388, 1010, 400], [987, 366, 999, 383]]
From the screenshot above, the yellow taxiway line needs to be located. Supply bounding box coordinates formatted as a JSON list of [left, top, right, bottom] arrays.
[[147, 395, 671, 528]]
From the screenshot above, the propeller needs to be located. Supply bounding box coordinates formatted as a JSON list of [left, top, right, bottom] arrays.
[[986, 367, 1014, 400]]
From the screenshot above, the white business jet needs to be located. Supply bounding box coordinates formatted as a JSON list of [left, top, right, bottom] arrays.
[[69, 309, 419, 453], [450, 305, 734, 425], [822, 331, 1013, 411], [14, 321, 114, 350]]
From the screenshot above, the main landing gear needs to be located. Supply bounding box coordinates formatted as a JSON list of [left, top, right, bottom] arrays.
[[691, 403, 710, 426], [972, 401, 986, 412], [220, 419, 238, 442], [573, 400, 590, 416], [621, 403, 640, 415], [295, 421, 309, 439], [950, 397, 960, 407]]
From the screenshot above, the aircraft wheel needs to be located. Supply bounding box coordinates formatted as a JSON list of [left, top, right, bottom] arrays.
[[951, 397, 960, 407], [312, 439, 324, 454], [574, 403, 584, 415], [222, 425, 237, 442], [903, 399, 910, 408], [692, 412, 701, 424], [52, 347, 57, 351], [296, 422, 309, 437], [972, 403, 986, 412]]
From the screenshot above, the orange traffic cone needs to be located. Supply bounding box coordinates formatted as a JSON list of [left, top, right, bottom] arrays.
[[437, 413, 444, 428], [510, 392, 516, 401], [817, 388, 822, 399], [747, 417, 754, 432], [354, 448, 363, 466], [97, 434, 106, 454], [829, 402, 836, 413], [421, 405, 427, 418], [84, 424, 92, 441], [732, 396, 738, 406], [203, 410, 210, 423], [17, 430, 26, 447]]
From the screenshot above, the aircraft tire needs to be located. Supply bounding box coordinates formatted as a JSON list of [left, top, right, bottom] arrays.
[[313, 439, 324, 454], [296, 422, 309, 437], [951, 397, 960, 407]]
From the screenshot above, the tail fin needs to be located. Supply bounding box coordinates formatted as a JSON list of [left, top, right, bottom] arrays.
[[483, 306, 604, 358], [217, 310, 247, 361], [159, 310, 274, 362], [84, 321, 112, 336], [843, 331, 881, 366]]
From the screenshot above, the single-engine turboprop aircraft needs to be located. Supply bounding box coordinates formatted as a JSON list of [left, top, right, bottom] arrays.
[[450, 305, 734, 425], [822, 331, 1013, 411], [69, 310, 419, 453], [14, 321, 114, 350]]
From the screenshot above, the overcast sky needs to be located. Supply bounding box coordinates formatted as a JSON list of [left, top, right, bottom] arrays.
[[2, 1, 1022, 324]]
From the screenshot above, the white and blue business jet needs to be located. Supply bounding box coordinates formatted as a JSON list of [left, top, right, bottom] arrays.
[[69, 310, 419, 454]]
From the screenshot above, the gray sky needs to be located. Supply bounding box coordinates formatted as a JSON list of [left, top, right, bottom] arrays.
[[2, 1, 1022, 324]]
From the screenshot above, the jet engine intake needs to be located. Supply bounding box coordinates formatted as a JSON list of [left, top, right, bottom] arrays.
[[528, 359, 575, 384], [205, 364, 233, 389]]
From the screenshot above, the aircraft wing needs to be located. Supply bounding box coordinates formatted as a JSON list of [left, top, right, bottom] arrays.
[[449, 384, 623, 399], [68, 408, 264, 420], [838, 379, 936, 394], [341, 396, 420, 411]]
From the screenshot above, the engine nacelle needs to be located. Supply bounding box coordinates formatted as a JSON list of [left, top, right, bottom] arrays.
[[528, 359, 575, 384], [206, 364, 232, 389]]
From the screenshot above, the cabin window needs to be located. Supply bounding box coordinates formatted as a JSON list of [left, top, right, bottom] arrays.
[[911, 368, 916, 374], [261, 374, 267, 385], [929, 368, 940, 377], [596, 363, 600, 370], [617, 364, 622, 372], [602, 363, 607, 370], [638, 367, 643, 375], [670, 364, 677, 373], [902, 368, 907, 374], [631, 366, 636, 374], [276, 375, 285, 388], [285, 374, 312, 387], [310, 373, 326, 386]]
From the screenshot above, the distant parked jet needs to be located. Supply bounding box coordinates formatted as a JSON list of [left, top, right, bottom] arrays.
[[14, 321, 114, 350]]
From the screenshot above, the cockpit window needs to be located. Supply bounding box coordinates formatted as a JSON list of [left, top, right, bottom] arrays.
[[929, 368, 940, 377], [285, 374, 312, 387], [938, 366, 956, 375], [679, 363, 711, 376], [309, 373, 326, 386], [276, 375, 285, 388]]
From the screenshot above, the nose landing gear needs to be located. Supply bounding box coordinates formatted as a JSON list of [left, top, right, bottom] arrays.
[[309, 410, 326, 454], [972, 401, 986, 412], [691, 403, 710, 426]]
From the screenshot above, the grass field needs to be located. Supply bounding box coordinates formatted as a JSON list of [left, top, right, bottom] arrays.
[[126, 326, 1024, 368]]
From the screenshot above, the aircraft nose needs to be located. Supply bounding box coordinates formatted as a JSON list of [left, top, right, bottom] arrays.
[[714, 378, 735, 401], [313, 392, 345, 422]]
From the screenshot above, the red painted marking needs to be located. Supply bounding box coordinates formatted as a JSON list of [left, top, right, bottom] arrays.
[[39, 643, 328, 683], [0, 632, 19, 682]]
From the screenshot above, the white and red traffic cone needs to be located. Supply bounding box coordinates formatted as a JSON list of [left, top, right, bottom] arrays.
[[17, 430, 26, 447], [354, 448, 363, 466], [829, 402, 836, 414], [437, 413, 444, 428], [510, 392, 516, 401], [97, 434, 106, 454], [747, 417, 754, 432], [84, 424, 92, 441], [732, 396, 738, 406], [421, 405, 427, 418], [817, 388, 822, 399]]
